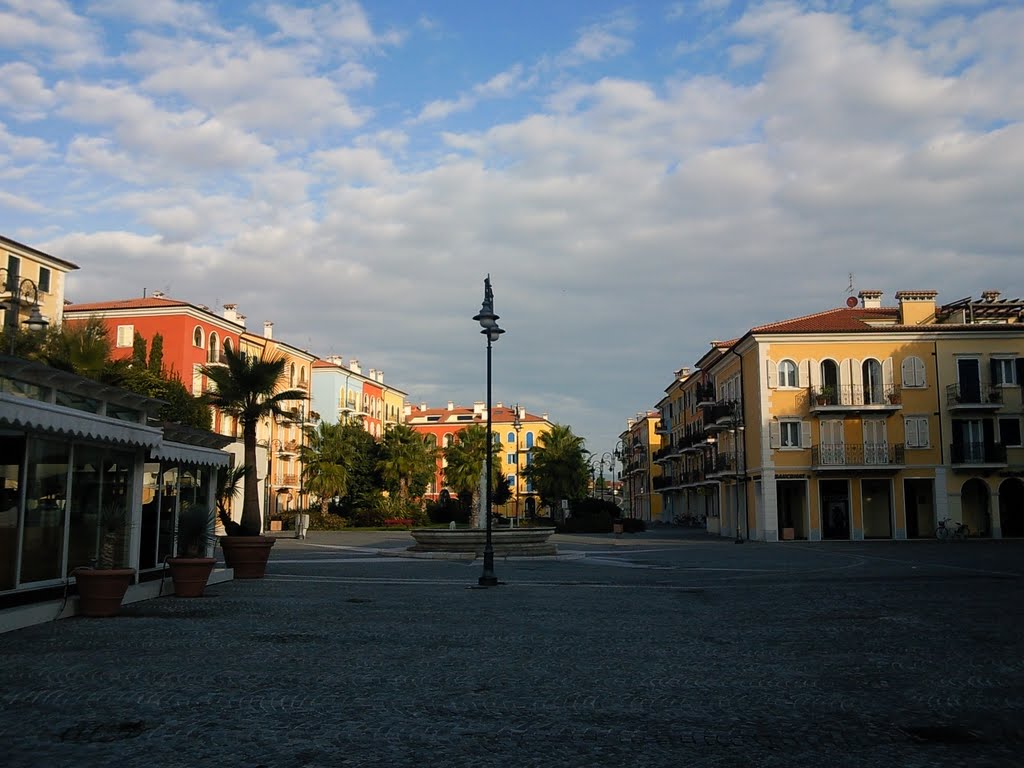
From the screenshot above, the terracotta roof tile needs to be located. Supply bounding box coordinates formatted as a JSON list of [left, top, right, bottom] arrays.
[[751, 307, 900, 333], [65, 296, 191, 312]]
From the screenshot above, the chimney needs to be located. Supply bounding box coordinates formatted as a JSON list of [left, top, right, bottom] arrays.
[[349, 359, 361, 374], [403, 404, 412, 417], [447, 401, 454, 411], [223, 303, 239, 323], [495, 401, 503, 409], [369, 368, 377, 380], [263, 321, 273, 339], [982, 290, 1001, 302], [895, 290, 938, 325], [152, 290, 165, 298], [473, 401, 485, 415], [325, 355, 342, 366], [376, 370, 384, 383], [859, 290, 883, 309]]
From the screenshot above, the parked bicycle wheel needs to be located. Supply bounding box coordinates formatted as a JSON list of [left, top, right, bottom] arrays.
[[936, 523, 951, 540], [956, 524, 970, 540]]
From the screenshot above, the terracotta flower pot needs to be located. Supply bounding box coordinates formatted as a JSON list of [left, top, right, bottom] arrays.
[[219, 536, 275, 579], [74, 568, 136, 617], [166, 557, 216, 597]]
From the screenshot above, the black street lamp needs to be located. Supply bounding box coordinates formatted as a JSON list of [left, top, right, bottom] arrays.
[[473, 275, 504, 587], [512, 404, 522, 522], [2, 268, 49, 355]]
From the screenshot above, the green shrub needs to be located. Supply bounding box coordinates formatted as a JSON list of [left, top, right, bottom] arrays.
[[558, 509, 613, 533], [619, 517, 647, 533], [308, 508, 349, 531]]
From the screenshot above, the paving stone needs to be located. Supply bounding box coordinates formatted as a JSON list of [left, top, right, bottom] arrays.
[[1, 530, 1022, 767]]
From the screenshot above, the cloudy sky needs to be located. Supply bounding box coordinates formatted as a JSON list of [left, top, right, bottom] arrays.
[[1, 0, 1022, 457]]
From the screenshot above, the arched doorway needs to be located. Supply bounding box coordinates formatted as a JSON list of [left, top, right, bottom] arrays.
[[960, 479, 991, 537], [999, 478, 1024, 537]]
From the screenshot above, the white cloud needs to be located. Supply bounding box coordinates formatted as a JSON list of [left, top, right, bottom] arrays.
[[0, 0, 102, 68], [0, 121, 53, 159], [56, 82, 277, 173], [88, 0, 212, 29], [559, 15, 636, 66], [0, 63, 55, 120], [0, 189, 47, 213]]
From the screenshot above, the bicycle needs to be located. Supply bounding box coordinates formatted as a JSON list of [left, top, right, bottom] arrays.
[[936, 518, 970, 540]]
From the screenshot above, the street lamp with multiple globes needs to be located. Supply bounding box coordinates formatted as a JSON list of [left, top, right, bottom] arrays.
[[512, 404, 523, 521], [473, 275, 504, 587], [1, 268, 50, 355]]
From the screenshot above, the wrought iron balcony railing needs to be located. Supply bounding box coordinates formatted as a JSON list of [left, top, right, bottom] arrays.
[[810, 442, 905, 467], [950, 442, 1007, 464], [946, 383, 1002, 408], [809, 384, 901, 409]]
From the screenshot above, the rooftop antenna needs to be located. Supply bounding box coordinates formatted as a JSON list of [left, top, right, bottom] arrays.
[[846, 272, 854, 296]]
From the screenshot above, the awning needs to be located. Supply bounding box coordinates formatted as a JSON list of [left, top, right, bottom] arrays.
[[150, 440, 230, 467], [0, 394, 163, 449]]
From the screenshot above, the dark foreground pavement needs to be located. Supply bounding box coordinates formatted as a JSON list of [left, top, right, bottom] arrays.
[[2, 530, 1023, 768]]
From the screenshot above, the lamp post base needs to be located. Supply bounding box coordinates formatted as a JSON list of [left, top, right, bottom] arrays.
[[478, 549, 499, 586]]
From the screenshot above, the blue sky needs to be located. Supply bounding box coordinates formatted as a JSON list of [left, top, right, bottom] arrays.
[[1, 0, 1023, 457]]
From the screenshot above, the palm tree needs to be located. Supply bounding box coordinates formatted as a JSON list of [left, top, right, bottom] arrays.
[[523, 424, 588, 513], [300, 421, 350, 512], [443, 424, 500, 523], [202, 348, 305, 535], [380, 424, 436, 502]]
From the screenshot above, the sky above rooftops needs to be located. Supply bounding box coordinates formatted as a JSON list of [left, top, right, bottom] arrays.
[[1, 1, 1022, 456]]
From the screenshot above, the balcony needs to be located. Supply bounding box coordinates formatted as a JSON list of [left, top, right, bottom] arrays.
[[704, 402, 741, 434], [653, 442, 681, 463], [706, 451, 743, 478], [655, 419, 668, 434], [695, 384, 716, 407], [810, 442, 905, 470], [808, 384, 902, 415], [278, 473, 300, 488], [946, 383, 1002, 411], [950, 442, 1007, 469], [275, 439, 300, 457]]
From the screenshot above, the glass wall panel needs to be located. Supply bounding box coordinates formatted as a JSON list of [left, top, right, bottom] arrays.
[[158, 466, 178, 564], [0, 434, 26, 591], [100, 453, 134, 569], [20, 438, 69, 583], [67, 444, 103, 574], [139, 462, 161, 570]]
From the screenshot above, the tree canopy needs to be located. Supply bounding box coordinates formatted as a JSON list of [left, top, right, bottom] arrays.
[[523, 424, 589, 513]]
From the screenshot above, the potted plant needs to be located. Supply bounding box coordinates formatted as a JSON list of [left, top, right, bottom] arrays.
[[816, 385, 835, 405], [202, 348, 305, 579], [74, 502, 136, 617], [166, 502, 217, 597], [887, 390, 901, 405]]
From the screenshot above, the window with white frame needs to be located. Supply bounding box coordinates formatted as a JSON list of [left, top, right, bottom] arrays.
[[507, 453, 517, 465], [904, 416, 930, 448], [780, 421, 801, 448], [999, 416, 1021, 447], [993, 358, 1016, 386], [193, 326, 204, 347], [116, 324, 134, 348], [37, 267, 51, 293], [901, 356, 926, 387], [507, 431, 515, 443], [779, 360, 799, 388], [192, 364, 203, 396]]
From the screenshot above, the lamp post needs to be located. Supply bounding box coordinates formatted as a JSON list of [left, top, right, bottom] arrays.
[[598, 451, 614, 502], [473, 275, 504, 587], [2, 268, 49, 355]]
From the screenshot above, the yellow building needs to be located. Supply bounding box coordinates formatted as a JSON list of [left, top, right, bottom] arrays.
[[1, 235, 78, 338], [656, 290, 1024, 541], [405, 401, 554, 519], [620, 411, 663, 522]]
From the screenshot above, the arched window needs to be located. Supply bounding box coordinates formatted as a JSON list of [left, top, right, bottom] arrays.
[[193, 326, 204, 347], [224, 337, 233, 354], [507, 431, 515, 443], [424, 434, 437, 448], [299, 366, 307, 388], [862, 359, 883, 404], [443, 433, 454, 447], [526, 432, 535, 448], [208, 332, 220, 363], [289, 363, 296, 387], [820, 360, 840, 404], [779, 360, 799, 388]]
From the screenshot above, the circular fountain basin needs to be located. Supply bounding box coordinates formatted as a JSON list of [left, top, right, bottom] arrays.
[[409, 527, 557, 556]]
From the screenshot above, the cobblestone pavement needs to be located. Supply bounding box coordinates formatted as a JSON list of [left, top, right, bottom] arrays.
[[2, 530, 1023, 767]]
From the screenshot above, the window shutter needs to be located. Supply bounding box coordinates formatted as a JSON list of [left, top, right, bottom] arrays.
[[919, 417, 930, 448], [882, 357, 894, 389], [905, 417, 918, 448], [990, 357, 1000, 384], [766, 359, 778, 389], [800, 421, 812, 449], [901, 357, 913, 387], [849, 358, 863, 405], [799, 359, 810, 388], [1016, 358, 1024, 388], [769, 421, 780, 449], [839, 358, 851, 397], [809, 360, 821, 388], [915, 357, 926, 387]]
